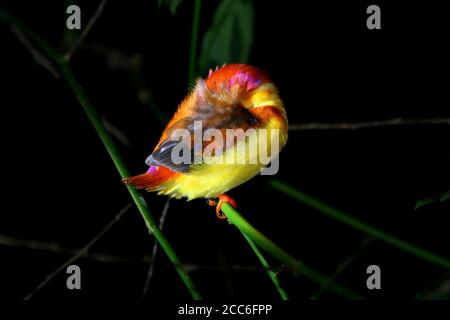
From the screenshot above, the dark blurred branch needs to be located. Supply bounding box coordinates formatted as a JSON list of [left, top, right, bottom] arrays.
[[142, 197, 171, 298], [0, 7, 201, 299], [23, 203, 131, 300], [65, 0, 109, 60], [0, 233, 147, 264], [415, 190, 450, 210], [310, 236, 375, 299], [10, 25, 60, 78], [10, 21, 130, 147], [289, 117, 450, 131], [0, 234, 300, 273], [101, 116, 131, 147], [84, 44, 170, 124], [188, 0, 202, 84]]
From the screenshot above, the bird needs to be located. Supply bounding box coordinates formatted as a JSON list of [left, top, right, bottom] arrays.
[[123, 64, 288, 218]]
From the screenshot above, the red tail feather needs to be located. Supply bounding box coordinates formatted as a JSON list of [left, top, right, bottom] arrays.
[[122, 166, 178, 191]]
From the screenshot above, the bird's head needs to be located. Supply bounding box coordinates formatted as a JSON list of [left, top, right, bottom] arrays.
[[193, 64, 287, 121]]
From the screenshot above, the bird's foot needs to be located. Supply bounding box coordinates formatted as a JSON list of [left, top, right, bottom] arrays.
[[207, 194, 237, 219]]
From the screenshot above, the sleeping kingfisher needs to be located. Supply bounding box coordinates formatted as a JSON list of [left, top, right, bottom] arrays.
[[123, 64, 288, 218]]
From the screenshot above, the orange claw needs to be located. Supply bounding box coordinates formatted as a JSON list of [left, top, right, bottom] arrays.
[[215, 194, 237, 219]]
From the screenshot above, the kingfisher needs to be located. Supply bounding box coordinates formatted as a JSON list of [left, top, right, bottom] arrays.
[[124, 64, 288, 218]]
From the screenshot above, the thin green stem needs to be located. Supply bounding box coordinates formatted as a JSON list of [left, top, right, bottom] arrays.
[[188, 0, 201, 85], [241, 232, 289, 300], [221, 203, 364, 299], [221, 203, 301, 274], [269, 179, 450, 270], [0, 8, 201, 299]]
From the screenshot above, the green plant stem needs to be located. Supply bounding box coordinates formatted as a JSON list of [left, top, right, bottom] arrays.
[[241, 232, 289, 300], [220, 203, 364, 299], [269, 179, 450, 270], [0, 8, 201, 299], [188, 0, 201, 85], [221, 203, 301, 274]]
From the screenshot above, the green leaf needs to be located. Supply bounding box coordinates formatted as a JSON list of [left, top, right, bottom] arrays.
[[415, 190, 450, 209], [198, 0, 254, 75], [158, 0, 183, 15]]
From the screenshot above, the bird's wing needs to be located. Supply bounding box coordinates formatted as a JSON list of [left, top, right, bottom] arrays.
[[146, 104, 259, 173]]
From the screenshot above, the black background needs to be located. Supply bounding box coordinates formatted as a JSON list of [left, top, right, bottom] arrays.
[[0, 0, 449, 301]]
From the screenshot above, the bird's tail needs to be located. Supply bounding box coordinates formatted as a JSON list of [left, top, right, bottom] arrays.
[[122, 166, 177, 191]]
